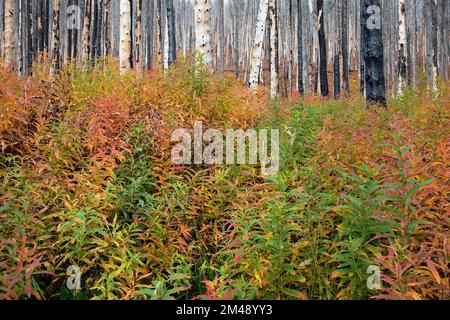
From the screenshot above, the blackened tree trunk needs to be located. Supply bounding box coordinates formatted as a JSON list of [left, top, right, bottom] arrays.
[[104, 0, 111, 57], [166, 0, 176, 66], [427, 0, 438, 90], [297, 0, 304, 95], [26, 0, 34, 72], [91, 0, 99, 61], [334, 50, 340, 99], [43, 0, 50, 53], [317, 0, 328, 96], [362, 0, 386, 105]]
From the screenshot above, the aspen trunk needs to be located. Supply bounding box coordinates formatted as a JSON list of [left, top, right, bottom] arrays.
[[297, 0, 304, 95], [194, 0, 213, 67], [135, 0, 143, 70], [269, 0, 279, 98], [50, 0, 60, 75], [249, 0, 269, 91], [119, 0, 132, 73], [397, 0, 407, 93], [81, 0, 92, 63], [4, 0, 15, 70]]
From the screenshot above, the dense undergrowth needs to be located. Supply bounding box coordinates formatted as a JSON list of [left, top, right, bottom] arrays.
[[0, 59, 448, 300]]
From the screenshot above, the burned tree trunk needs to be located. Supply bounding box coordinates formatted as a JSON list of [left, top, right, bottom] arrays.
[[166, 0, 176, 66], [317, 0, 328, 96], [426, 0, 438, 90], [361, 0, 386, 105], [104, 0, 111, 57]]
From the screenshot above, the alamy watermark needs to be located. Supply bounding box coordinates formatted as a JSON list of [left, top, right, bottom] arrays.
[[367, 265, 382, 290], [66, 265, 81, 290], [171, 121, 280, 176], [67, 5, 82, 30]]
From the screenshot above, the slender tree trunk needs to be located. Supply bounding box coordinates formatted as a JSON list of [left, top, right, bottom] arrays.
[[104, 0, 111, 57], [26, 0, 33, 72], [297, 0, 304, 95], [288, 0, 294, 95], [166, 0, 176, 66], [119, 0, 132, 73], [317, 0, 328, 96], [334, 50, 340, 99], [91, 0, 99, 61], [194, 0, 213, 67], [43, 0, 49, 53], [135, 0, 143, 69], [156, 0, 163, 65], [249, 0, 269, 91], [360, 0, 366, 95], [50, 0, 60, 75], [427, 0, 438, 90], [269, 0, 279, 98], [4, 0, 15, 70], [81, 0, 92, 63], [362, 0, 386, 105], [397, 0, 407, 93], [341, 0, 349, 95], [217, 0, 225, 73]]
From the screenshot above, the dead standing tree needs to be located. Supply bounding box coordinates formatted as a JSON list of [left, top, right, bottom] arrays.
[[361, 0, 386, 105]]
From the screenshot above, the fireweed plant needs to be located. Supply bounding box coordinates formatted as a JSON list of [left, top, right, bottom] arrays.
[[0, 58, 448, 300]]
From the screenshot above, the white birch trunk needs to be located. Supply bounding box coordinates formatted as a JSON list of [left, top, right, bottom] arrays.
[[50, 0, 60, 75], [4, 0, 15, 70], [397, 0, 407, 93], [193, 0, 213, 67], [119, 0, 132, 73], [269, 0, 279, 98], [164, 13, 169, 69], [249, 0, 269, 91]]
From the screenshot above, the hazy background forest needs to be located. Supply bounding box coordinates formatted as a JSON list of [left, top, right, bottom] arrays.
[[0, 0, 448, 301]]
